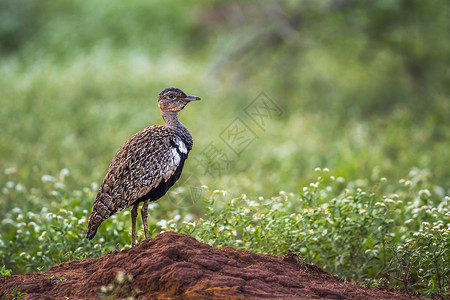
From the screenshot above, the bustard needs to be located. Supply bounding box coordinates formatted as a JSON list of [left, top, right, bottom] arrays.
[[86, 87, 200, 246]]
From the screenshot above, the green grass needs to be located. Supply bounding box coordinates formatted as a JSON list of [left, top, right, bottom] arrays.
[[0, 0, 449, 298]]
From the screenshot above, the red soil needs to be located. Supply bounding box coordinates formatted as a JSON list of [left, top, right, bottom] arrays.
[[0, 231, 424, 299]]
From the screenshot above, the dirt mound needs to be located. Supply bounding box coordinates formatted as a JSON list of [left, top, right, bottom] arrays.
[[1, 232, 423, 299]]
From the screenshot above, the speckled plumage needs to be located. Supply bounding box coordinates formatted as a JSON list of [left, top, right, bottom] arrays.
[[86, 88, 200, 246]]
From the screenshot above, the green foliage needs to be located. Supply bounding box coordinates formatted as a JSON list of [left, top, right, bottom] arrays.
[[4, 287, 27, 299], [391, 221, 450, 297], [1, 265, 11, 277], [0, 171, 121, 272]]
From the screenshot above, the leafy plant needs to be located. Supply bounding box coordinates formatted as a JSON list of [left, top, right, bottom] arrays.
[[5, 287, 27, 299], [1, 265, 11, 277]]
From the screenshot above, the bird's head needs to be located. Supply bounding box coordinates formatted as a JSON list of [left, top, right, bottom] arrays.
[[158, 87, 200, 112]]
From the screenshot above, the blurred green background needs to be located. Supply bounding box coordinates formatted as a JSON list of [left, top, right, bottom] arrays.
[[1, 0, 449, 216]]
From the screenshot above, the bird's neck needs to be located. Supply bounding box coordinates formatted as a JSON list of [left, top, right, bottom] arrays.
[[161, 110, 182, 129], [161, 109, 193, 150]]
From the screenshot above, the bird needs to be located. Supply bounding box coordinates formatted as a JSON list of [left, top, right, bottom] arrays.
[[86, 87, 200, 246]]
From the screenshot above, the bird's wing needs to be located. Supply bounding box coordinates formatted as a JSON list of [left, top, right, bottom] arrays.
[[101, 126, 188, 211]]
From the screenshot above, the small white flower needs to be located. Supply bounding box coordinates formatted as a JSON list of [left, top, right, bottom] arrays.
[[116, 271, 125, 283], [419, 189, 431, 197], [184, 213, 194, 222], [41, 175, 55, 182], [54, 182, 65, 189], [38, 231, 47, 241], [29, 222, 40, 232], [157, 219, 168, 228], [4, 167, 16, 175], [2, 218, 14, 225], [91, 182, 99, 190], [60, 168, 70, 176], [248, 200, 259, 207], [144, 202, 156, 210]]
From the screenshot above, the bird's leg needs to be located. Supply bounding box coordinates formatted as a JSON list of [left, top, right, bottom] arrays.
[[141, 200, 150, 240], [131, 203, 139, 247]]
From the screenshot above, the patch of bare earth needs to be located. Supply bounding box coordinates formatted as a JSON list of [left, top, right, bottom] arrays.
[[0, 232, 425, 299]]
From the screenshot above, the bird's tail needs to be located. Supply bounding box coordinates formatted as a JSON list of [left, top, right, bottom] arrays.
[[86, 211, 102, 240], [86, 192, 116, 240]]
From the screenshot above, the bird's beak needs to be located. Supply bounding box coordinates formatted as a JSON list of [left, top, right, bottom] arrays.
[[183, 95, 201, 102]]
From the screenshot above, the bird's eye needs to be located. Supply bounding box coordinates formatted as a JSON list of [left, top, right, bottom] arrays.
[[169, 94, 176, 100]]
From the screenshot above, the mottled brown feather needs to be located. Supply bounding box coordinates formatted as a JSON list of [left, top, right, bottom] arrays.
[[86, 126, 190, 237], [86, 87, 199, 242]]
